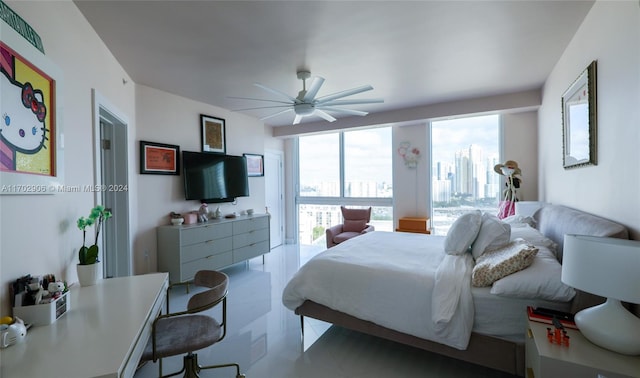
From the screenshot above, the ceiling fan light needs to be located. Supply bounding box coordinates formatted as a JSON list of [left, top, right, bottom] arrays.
[[294, 103, 315, 116]]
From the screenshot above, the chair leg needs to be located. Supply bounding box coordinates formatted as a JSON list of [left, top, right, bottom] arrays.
[[200, 360, 245, 378]]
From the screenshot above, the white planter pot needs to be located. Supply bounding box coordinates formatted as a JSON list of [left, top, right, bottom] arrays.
[[76, 263, 100, 287]]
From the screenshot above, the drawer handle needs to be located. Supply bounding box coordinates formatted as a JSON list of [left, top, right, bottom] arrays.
[[527, 328, 533, 339]]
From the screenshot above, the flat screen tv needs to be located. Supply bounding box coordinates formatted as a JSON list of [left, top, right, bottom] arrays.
[[182, 151, 249, 203]]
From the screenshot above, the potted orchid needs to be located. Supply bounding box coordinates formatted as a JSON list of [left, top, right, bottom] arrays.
[[76, 205, 112, 286]]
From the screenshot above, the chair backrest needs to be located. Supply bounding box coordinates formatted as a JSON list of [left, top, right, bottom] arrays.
[[187, 270, 228, 312], [341, 206, 371, 222]]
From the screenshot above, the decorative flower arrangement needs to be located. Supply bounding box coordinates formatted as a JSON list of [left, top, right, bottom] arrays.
[[398, 142, 421, 168], [77, 205, 112, 265]]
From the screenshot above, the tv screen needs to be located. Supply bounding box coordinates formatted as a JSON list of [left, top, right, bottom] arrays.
[[182, 151, 249, 203]]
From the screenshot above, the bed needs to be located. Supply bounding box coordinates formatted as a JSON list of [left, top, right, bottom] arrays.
[[282, 204, 629, 376]]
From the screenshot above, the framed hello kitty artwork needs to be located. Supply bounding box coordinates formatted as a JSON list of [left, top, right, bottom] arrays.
[[1, 21, 64, 194]]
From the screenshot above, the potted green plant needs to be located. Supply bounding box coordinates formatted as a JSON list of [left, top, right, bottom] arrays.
[[76, 205, 112, 286]]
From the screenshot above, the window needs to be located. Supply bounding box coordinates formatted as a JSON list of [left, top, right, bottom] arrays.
[[297, 128, 393, 247], [430, 115, 501, 235]]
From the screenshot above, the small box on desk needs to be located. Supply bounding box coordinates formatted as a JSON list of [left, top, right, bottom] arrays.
[[397, 217, 430, 234], [13, 291, 70, 326]]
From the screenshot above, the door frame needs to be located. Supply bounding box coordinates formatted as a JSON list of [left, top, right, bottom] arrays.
[[92, 89, 131, 277], [265, 149, 284, 248]]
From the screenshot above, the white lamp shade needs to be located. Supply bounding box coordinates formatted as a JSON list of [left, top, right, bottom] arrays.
[[562, 234, 640, 355], [562, 235, 640, 303]]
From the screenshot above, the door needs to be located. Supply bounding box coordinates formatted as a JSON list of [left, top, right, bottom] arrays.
[[265, 150, 284, 248]]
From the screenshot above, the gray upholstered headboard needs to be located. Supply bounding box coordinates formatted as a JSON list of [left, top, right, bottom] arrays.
[[532, 204, 630, 313], [533, 204, 629, 260]]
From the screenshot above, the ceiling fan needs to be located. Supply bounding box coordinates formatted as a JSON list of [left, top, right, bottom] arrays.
[[230, 71, 383, 125]]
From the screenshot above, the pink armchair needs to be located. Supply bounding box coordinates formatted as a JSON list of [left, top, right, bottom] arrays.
[[326, 206, 375, 248]]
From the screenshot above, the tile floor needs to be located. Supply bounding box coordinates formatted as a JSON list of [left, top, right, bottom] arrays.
[[134, 244, 518, 378]]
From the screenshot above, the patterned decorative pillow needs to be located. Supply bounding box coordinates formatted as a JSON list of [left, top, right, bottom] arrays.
[[472, 240, 538, 287]]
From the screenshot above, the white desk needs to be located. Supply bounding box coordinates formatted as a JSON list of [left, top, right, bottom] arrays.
[[0, 273, 168, 378]]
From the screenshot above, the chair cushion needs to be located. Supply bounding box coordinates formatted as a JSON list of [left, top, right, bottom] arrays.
[[333, 231, 363, 244], [141, 314, 222, 361]]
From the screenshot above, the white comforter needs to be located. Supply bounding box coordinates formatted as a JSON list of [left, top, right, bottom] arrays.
[[282, 231, 475, 350]]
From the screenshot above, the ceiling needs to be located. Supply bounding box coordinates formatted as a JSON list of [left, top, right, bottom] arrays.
[[74, 1, 594, 127]]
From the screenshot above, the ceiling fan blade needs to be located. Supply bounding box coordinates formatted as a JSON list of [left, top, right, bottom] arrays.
[[233, 105, 292, 111], [316, 106, 368, 117], [318, 98, 384, 106], [314, 85, 373, 103], [293, 114, 304, 125], [227, 96, 292, 105], [302, 77, 325, 102], [255, 83, 299, 103], [314, 109, 337, 122], [261, 108, 293, 121]]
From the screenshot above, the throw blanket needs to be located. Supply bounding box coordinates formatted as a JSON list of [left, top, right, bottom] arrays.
[[282, 231, 475, 350]]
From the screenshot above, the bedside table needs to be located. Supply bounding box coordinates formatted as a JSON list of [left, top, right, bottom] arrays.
[[396, 217, 431, 234], [526, 318, 640, 378]]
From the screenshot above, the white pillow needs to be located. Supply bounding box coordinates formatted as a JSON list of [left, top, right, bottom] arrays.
[[509, 224, 558, 254], [471, 213, 511, 259], [502, 215, 536, 228], [444, 210, 482, 255], [472, 240, 538, 287], [491, 245, 576, 301]]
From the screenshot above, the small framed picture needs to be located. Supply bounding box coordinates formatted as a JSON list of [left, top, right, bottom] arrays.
[[244, 153, 264, 177], [200, 114, 226, 154], [140, 141, 180, 175]]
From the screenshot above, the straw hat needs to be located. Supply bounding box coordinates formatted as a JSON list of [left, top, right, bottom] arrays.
[[494, 160, 521, 176]]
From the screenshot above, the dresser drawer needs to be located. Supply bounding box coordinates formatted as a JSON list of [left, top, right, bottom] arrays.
[[180, 223, 232, 245], [233, 217, 268, 234], [181, 252, 233, 280], [182, 236, 233, 263], [233, 227, 269, 248], [234, 240, 270, 262]]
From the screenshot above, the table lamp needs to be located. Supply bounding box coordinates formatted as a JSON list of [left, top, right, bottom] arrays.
[[562, 234, 640, 355]]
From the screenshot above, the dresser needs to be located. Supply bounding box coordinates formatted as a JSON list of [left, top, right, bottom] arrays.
[[157, 214, 270, 282]]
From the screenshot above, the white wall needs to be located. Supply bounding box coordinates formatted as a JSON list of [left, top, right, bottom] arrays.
[[133, 85, 271, 273], [0, 2, 135, 314], [538, 0, 640, 239], [503, 111, 539, 201]]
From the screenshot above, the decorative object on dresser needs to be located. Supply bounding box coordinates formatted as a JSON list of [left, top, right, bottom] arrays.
[[139, 140, 180, 175], [561, 235, 640, 355], [200, 114, 226, 154], [562, 60, 597, 169], [157, 214, 270, 283]]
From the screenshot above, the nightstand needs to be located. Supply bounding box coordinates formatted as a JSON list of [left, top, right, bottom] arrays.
[[396, 217, 430, 234], [526, 318, 640, 378]]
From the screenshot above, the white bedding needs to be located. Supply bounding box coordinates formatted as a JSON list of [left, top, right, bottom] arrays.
[[282, 231, 475, 350]]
